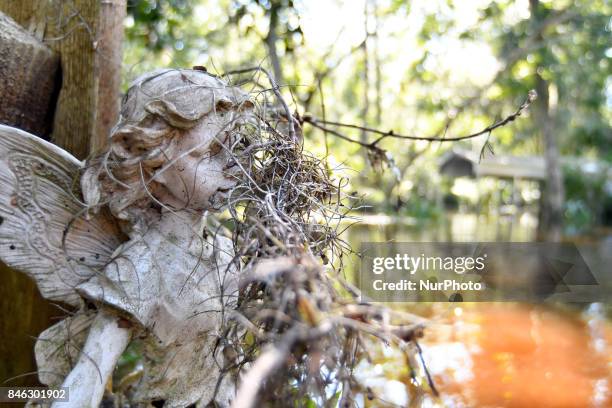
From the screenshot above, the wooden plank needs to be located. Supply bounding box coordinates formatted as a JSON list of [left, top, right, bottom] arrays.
[[0, 11, 63, 389], [0, 264, 63, 388], [94, 0, 126, 154], [0, 12, 60, 137], [0, 0, 126, 389]]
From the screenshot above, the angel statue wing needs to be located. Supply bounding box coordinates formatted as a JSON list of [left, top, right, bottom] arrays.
[[0, 124, 126, 306]]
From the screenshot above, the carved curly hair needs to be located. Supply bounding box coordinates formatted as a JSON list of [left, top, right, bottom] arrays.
[[80, 68, 253, 233]]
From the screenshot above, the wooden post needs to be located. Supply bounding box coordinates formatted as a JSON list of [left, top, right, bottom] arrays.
[[0, 0, 126, 159], [0, 0, 126, 388]]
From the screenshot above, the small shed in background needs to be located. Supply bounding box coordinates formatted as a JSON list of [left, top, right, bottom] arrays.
[[439, 149, 546, 181]]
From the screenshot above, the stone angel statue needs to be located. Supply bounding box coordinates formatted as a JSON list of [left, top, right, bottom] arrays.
[[0, 68, 255, 407]]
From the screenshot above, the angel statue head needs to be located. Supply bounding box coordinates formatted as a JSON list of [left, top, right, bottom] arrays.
[[81, 68, 254, 233]]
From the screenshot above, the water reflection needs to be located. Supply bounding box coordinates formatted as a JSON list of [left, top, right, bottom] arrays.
[[344, 212, 612, 407], [421, 303, 612, 407], [347, 212, 538, 244]]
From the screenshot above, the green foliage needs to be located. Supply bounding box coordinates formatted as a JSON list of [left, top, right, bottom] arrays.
[[563, 162, 610, 234], [122, 0, 610, 233], [488, 1, 610, 158], [228, 0, 304, 52], [127, 0, 192, 51]]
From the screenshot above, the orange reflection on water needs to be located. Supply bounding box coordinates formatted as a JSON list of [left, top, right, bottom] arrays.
[[425, 304, 612, 408]]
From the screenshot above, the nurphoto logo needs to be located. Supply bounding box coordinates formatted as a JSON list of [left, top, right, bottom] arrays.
[[360, 242, 598, 302]]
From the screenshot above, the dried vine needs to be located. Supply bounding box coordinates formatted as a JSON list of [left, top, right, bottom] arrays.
[[212, 67, 435, 407]]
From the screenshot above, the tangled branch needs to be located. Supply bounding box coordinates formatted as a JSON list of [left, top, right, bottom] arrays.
[[211, 67, 436, 407]]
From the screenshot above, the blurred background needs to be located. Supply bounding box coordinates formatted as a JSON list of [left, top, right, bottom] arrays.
[[123, 0, 611, 245]]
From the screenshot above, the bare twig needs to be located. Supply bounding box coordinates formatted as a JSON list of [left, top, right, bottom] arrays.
[[224, 66, 296, 141], [302, 90, 537, 149]]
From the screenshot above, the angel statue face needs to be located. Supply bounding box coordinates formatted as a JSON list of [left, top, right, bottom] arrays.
[[82, 68, 254, 231], [154, 116, 243, 210]]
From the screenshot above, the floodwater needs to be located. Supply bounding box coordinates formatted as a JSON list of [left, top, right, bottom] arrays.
[[421, 303, 612, 407], [345, 212, 612, 407]]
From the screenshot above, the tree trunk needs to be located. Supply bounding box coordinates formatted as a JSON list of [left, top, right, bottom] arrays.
[[265, 2, 283, 85], [0, 0, 125, 389], [535, 74, 564, 241], [372, 0, 382, 126], [360, 0, 370, 146], [529, 0, 564, 242]]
